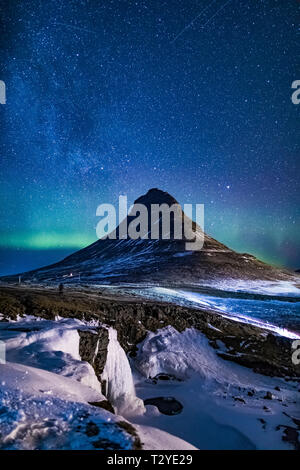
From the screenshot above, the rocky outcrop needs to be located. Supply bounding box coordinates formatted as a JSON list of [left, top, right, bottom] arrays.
[[210, 333, 298, 378], [78, 328, 109, 396], [88, 400, 115, 414]]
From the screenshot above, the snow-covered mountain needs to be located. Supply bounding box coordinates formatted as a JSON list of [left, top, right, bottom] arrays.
[[2, 188, 298, 287]]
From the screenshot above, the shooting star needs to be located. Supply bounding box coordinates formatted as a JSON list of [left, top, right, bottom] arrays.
[[171, 0, 218, 43], [171, 0, 233, 43], [199, 0, 233, 29], [52, 21, 98, 35]]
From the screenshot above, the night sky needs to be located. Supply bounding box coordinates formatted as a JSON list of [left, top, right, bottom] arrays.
[[0, 0, 299, 275]]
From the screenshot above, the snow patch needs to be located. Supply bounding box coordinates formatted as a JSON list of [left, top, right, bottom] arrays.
[[206, 279, 300, 297], [134, 326, 225, 380], [0, 366, 134, 450], [0, 318, 102, 393]]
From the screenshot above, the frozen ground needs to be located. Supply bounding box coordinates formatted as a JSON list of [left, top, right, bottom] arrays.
[[1, 316, 298, 449], [113, 285, 300, 337], [0, 317, 196, 450], [203, 279, 300, 296], [0, 363, 131, 450], [131, 326, 300, 450]]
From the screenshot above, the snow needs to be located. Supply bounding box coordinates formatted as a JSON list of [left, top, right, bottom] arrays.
[[134, 325, 260, 382], [0, 315, 299, 450], [131, 326, 300, 450], [0, 318, 192, 450], [0, 361, 103, 405], [135, 424, 197, 450], [134, 326, 219, 380], [173, 252, 193, 257], [122, 287, 300, 339], [173, 290, 300, 339], [0, 365, 134, 450], [204, 279, 300, 297], [0, 318, 102, 393]]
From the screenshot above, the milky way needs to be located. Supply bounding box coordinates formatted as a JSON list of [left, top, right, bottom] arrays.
[[0, 0, 299, 275]]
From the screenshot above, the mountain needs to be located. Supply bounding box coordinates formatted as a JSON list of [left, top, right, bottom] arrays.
[[0, 189, 299, 450], [1, 188, 297, 286]]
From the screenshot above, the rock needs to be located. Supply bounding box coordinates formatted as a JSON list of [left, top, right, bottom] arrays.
[[78, 329, 99, 363], [264, 391, 274, 400], [258, 418, 266, 429], [88, 400, 115, 414], [234, 397, 246, 404], [278, 425, 300, 450], [152, 373, 182, 382], [78, 327, 109, 394], [144, 396, 183, 415], [117, 421, 142, 450], [292, 416, 300, 427]]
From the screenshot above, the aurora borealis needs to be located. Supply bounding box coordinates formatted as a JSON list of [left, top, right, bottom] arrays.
[[0, 0, 299, 275]]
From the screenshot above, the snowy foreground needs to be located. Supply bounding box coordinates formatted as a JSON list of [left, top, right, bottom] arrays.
[[0, 316, 299, 450], [0, 317, 195, 450]]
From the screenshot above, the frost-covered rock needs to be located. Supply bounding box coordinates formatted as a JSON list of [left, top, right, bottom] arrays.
[[78, 327, 109, 395], [0, 318, 146, 417], [78, 326, 146, 416], [0, 318, 102, 393]]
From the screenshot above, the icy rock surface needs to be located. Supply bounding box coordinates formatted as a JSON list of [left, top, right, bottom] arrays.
[[101, 328, 145, 416]]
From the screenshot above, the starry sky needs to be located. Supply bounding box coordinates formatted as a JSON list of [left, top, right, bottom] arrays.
[[0, 0, 299, 275]]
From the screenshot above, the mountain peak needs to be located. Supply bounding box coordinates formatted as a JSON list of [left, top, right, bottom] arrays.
[[134, 188, 179, 207]]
